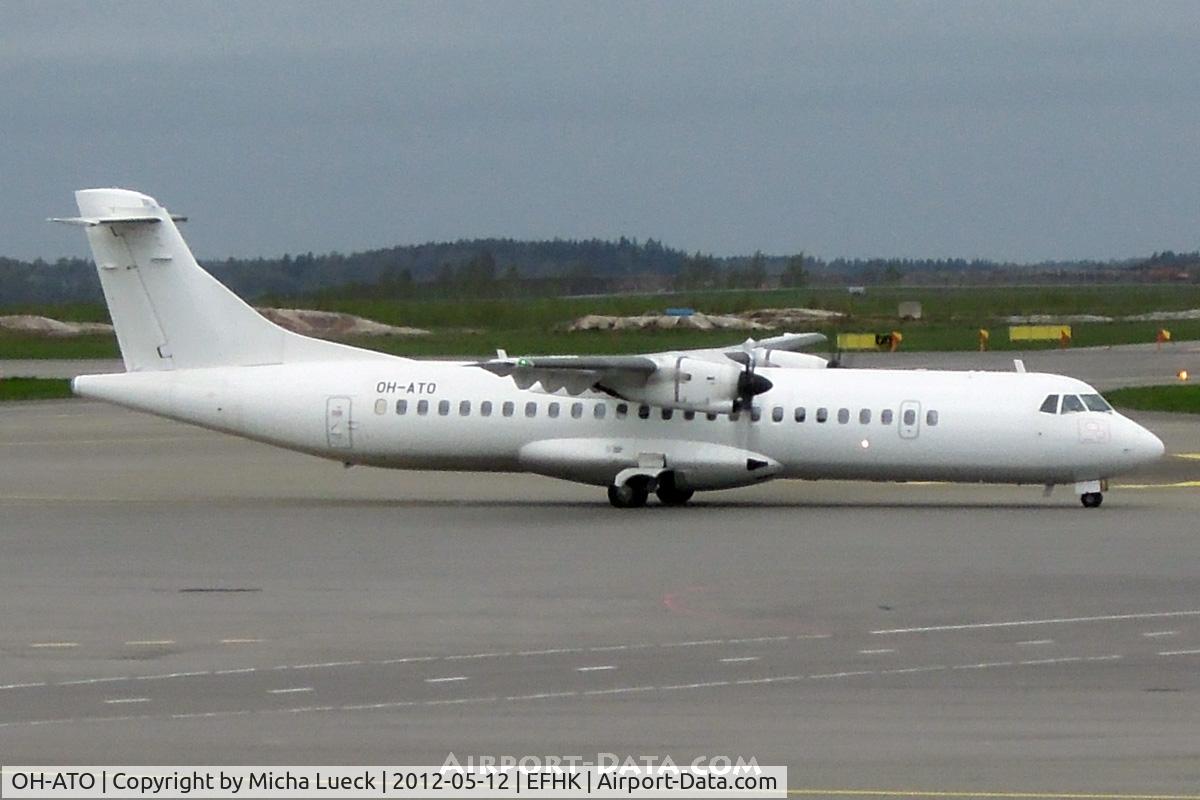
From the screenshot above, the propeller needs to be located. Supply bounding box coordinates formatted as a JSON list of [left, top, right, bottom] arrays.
[[726, 343, 773, 412]]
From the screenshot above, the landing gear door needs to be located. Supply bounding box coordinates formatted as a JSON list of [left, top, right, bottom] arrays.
[[898, 400, 921, 439], [326, 396, 353, 450]]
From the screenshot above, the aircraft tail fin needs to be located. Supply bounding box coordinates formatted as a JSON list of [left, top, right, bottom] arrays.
[[58, 188, 383, 372]]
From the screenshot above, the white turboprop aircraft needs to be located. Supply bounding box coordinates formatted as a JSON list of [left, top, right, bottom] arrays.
[[55, 188, 1164, 508]]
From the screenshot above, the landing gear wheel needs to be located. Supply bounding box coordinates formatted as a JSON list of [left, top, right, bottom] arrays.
[[1080, 492, 1103, 508], [655, 475, 694, 506], [608, 480, 650, 509]]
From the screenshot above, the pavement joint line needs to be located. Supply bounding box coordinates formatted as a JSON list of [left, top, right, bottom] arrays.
[[953, 662, 1015, 670], [1157, 649, 1200, 656], [505, 691, 579, 701], [444, 651, 514, 661], [660, 680, 731, 690], [811, 670, 875, 679], [134, 671, 209, 681], [872, 610, 1200, 635]]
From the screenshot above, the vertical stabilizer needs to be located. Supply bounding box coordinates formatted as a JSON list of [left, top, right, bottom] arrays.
[[60, 188, 385, 372]]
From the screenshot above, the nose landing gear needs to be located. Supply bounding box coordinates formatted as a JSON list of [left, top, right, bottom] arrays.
[[1080, 492, 1103, 508], [1075, 479, 1106, 509]]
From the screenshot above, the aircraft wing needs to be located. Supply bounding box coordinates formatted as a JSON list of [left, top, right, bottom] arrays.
[[474, 331, 827, 404]]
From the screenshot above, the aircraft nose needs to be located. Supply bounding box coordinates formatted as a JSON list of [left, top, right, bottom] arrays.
[[1130, 424, 1166, 463]]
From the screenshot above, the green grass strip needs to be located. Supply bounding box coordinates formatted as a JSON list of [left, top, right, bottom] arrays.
[[0, 377, 74, 401], [1105, 383, 1200, 414]]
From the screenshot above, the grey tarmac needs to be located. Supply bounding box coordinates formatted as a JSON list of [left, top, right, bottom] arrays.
[[1, 348, 1200, 796]]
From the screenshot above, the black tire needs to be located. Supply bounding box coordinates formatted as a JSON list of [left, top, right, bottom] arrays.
[[1080, 492, 1103, 508], [655, 475, 694, 506], [608, 480, 649, 508]]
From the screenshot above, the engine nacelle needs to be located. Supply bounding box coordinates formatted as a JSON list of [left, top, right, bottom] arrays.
[[617, 356, 743, 414], [754, 349, 828, 369]]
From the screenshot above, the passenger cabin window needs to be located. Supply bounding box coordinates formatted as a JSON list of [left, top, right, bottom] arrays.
[[374, 398, 387, 415], [593, 403, 606, 419], [881, 409, 893, 425], [1039, 394, 1059, 414], [525, 401, 538, 418], [480, 401, 493, 417], [859, 409, 871, 424], [1081, 394, 1112, 413], [816, 407, 828, 423], [684, 410, 695, 421], [706, 412, 718, 421], [926, 409, 939, 426], [772, 406, 784, 422], [837, 408, 850, 424], [459, 400, 471, 416], [1061, 394, 1086, 414], [548, 402, 560, 418], [417, 399, 429, 415], [661, 408, 673, 420], [794, 407, 806, 422], [438, 400, 450, 416], [903, 408, 916, 426], [571, 402, 583, 419], [616, 403, 628, 418], [396, 399, 408, 415], [750, 406, 762, 422], [638, 405, 651, 419], [502, 401, 515, 417]]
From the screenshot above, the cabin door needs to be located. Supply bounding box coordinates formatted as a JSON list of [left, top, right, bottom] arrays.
[[326, 396, 353, 450]]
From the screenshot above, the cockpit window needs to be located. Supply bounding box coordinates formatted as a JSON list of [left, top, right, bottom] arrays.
[[1061, 394, 1086, 414], [1039, 394, 1059, 414], [1081, 393, 1113, 413]]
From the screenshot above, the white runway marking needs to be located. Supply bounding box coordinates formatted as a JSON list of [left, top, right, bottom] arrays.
[[1142, 630, 1179, 638], [1158, 648, 1200, 657], [28, 642, 78, 648], [720, 656, 760, 663], [425, 676, 469, 683], [104, 697, 150, 705], [134, 671, 209, 681], [1016, 639, 1054, 646], [505, 691, 578, 701], [124, 640, 175, 646], [267, 687, 313, 694], [0, 682, 47, 690], [289, 660, 362, 670], [575, 665, 616, 672], [515, 647, 584, 656], [213, 668, 257, 675], [858, 648, 895, 654], [445, 651, 512, 661], [872, 609, 1200, 634], [60, 677, 129, 686], [810, 670, 874, 679], [220, 638, 263, 644], [582, 686, 655, 696]]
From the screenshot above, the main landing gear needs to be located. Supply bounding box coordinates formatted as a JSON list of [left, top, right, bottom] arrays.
[[1080, 492, 1103, 508], [607, 473, 694, 508]]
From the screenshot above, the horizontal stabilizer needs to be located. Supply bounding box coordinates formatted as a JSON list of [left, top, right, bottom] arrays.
[[49, 214, 188, 227]]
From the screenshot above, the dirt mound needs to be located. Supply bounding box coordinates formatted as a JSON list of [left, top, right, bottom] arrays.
[[568, 307, 843, 332], [256, 308, 430, 337], [0, 315, 114, 336]]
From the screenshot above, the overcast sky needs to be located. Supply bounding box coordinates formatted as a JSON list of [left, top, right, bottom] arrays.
[[2, 1, 1198, 262]]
